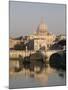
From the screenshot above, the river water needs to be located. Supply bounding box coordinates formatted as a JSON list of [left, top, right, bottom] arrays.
[[9, 60, 66, 89]]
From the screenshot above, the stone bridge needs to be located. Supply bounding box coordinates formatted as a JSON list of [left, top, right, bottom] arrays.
[[40, 50, 64, 61], [10, 49, 64, 61], [9, 49, 64, 69]]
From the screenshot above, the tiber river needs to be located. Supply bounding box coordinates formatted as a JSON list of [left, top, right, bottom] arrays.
[[9, 59, 66, 89]]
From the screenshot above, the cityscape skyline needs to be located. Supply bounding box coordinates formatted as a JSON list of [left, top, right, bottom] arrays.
[[9, 1, 66, 37], [9, 2, 66, 89]]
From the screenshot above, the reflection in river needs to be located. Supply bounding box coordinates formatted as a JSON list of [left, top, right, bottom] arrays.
[[9, 59, 66, 89]]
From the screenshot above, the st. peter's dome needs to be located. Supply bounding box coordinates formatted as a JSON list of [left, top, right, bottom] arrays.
[[37, 19, 48, 34]]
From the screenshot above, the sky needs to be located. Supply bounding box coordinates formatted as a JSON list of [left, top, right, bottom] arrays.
[[9, 1, 66, 37]]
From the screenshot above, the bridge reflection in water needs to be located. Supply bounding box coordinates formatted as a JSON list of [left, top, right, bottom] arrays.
[[9, 50, 66, 71]]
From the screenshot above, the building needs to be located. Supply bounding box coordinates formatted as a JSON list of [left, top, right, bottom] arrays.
[[9, 18, 56, 51], [9, 37, 23, 49], [56, 34, 66, 41], [28, 19, 56, 51]]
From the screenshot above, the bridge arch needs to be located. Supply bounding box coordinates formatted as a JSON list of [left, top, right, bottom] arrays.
[[44, 50, 63, 61], [49, 51, 66, 70]]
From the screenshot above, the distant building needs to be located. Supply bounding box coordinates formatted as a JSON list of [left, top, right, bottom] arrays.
[[10, 18, 56, 51], [9, 37, 23, 49], [28, 19, 56, 51], [56, 34, 66, 41]]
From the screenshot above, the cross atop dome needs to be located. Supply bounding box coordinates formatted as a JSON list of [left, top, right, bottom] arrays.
[[40, 17, 45, 24]]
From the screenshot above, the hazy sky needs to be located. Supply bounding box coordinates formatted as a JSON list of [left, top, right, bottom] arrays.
[[9, 1, 66, 37]]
